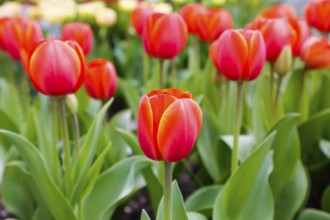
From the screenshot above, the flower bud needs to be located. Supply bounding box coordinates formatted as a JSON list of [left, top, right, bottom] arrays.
[[95, 8, 117, 27], [65, 94, 78, 114], [274, 45, 293, 76], [118, 0, 138, 12]]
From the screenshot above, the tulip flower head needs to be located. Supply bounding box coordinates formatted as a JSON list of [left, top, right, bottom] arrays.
[[180, 4, 204, 34], [213, 29, 266, 81], [61, 22, 93, 56], [24, 39, 85, 96], [261, 4, 296, 19], [131, 6, 154, 35], [305, 0, 330, 32], [142, 13, 188, 59], [288, 18, 309, 56], [300, 36, 330, 69], [84, 58, 118, 100], [137, 88, 202, 162]]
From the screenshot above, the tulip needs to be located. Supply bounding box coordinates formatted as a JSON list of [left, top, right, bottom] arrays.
[[95, 7, 117, 27], [39, 0, 77, 24], [84, 58, 118, 100], [137, 88, 202, 162], [77, 1, 105, 22], [261, 4, 296, 18], [213, 29, 266, 81], [288, 18, 309, 56], [195, 7, 233, 41], [0, 2, 22, 18], [305, 0, 330, 32], [118, 0, 138, 12], [142, 13, 188, 59], [61, 22, 93, 56], [180, 4, 204, 34], [131, 6, 154, 35], [300, 36, 330, 69], [274, 45, 293, 76], [25, 39, 85, 96], [152, 3, 173, 14]]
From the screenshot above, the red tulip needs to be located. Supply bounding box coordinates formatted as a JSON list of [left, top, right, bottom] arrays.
[[131, 6, 154, 35], [61, 22, 93, 55], [180, 4, 204, 34], [288, 18, 309, 56], [84, 58, 118, 100], [305, 0, 330, 32], [259, 18, 296, 62], [213, 29, 266, 81], [195, 7, 233, 41], [300, 36, 330, 69], [142, 13, 187, 59], [25, 39, 85, 96], [261, 4, 296, 18], [137, 88, 202, 162]]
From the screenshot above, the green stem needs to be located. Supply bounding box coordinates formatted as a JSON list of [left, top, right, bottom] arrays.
[[224, 79, 230, 134], [59, 97, 72, 194], [143, 52, 150, 84], [164, 161, 172, 220], [170, 59, 177, 87], [272, 77, 283, 122], [300, 68, 309, 121], [51, 98, 60, 184], [231, 81, 244, 175], [159, 59, 164, 89], [71, 113, 80, 158], [270, 63, 275, 108]]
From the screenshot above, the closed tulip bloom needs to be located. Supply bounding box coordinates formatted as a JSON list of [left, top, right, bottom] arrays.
[[131, 6, 154, 35], [301, 36, 330, 69], [61, 22, 93, 55], [209, 38, 220, 69], [305, 0, 330, 32], [261, 4, 296, 18], [142, 13, 188, 59], [180, 4, 204, 34], [138, 88, 202, 162], [84, 58, 118, 100], [25, 39, 85, 96], [260, 18, 296, 62], [195, 7, 233, 41], [288, 18, 309, 56], [214, 29, 266, 81]]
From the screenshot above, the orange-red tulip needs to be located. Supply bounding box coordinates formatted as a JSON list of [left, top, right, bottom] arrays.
[[131, 6, 154, 35], [25, 39, 85, 96], [61, 22, 93, 55], [300, 36, 330, 69], [261, 4, 296, 18], [137, 88, 202, 162], [305, 0, 330, 32], [180, 4, 204, 34], [213, 29, 266, 81], [195, 7, 233, 41], [84, 58, 118, 100], [142, 13, 187, 59], [288, 18, 309, 56]]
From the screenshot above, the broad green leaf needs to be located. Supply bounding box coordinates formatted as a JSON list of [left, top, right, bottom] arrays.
[[187, 212, 207, 220], [213, 132, 276, 220], [1, 161, 35, 219], [82, 156, 152, 220], [185, 185, 222, 217], [141, 210, 151, 220], [273, 161, 308, 220], [268, 113, 300, 199], [119, 78, 139, 118], [322, 185, 330, 213], [142, 166, 163, 213], [156, 181, 188, 220], [297, 209, 330, 220], [116, 128, 143, 155], [0, 109, 19, 133], [221, 135, 255, 162], [320, 139, 330, 160], [0, 130, 76, 220], [310, 72, 330, 114], [71, 99, 113, 204], [32, 208, 52, 220]]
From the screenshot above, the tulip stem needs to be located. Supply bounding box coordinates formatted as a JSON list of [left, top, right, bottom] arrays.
[[59, 97, 72, 194], [71, 113, 80, 158], [272, 77, 283, 122], [143, 52, 150, 84], [51, 98, 60, 185], [164, 161, 172, 220], [300, 68, 309, 121], [270, 63, 275, 108], [159, 59, 164, 89], [231, 81, 244, 175]]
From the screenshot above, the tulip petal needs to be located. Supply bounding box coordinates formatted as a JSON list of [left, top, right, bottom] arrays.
[[157, 99, 202, 162], [147, 88, 192, 99], [137, 95, 162, 160], [247, 31, 266, 80]]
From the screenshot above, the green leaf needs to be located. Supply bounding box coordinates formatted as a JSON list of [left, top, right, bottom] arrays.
[[156, 181, 188, 220], [141, 210, 151, 220], [119, 78, 139, 118], [82, 156, 152, 220], [185, 185, 222, 217], [322, 185, 330, 213], [320, 139, 330, 160], [71, 98, 113, 204], [297, 209, 330, 220], [0, 130, 76, 220], [142, 166, 163, 213], [116, 128, 143, 155], [268, 113, 300, 199], [273, 161, 308, 220], [213, 132, 276, 220], [187, 212, 208, 220]]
